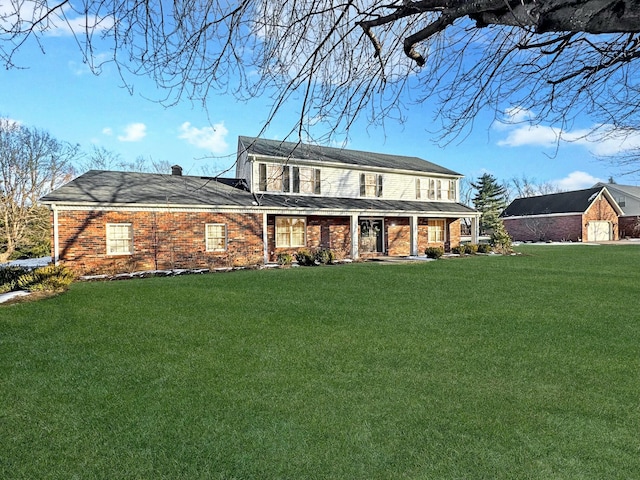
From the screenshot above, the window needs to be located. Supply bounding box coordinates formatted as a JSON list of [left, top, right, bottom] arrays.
[[206, 224, 227, 251], [443, 180, 456, 200], [416, 178, 429, 200], [259, 163, 290, 192], [360, 173, 383, 197], [422, 179, 456, 200], [106, 223, 133, 255], [428, 220, 445, 243], [617, 196, 626, 207], [276, 217, 306, 247], [293, 166, 321, 194]]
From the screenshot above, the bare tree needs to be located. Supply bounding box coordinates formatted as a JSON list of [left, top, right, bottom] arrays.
[[2, 1, 640, 145], [508, 175, 563, 201], [79, 147, 172, 174], [0, 119, 77, 262]]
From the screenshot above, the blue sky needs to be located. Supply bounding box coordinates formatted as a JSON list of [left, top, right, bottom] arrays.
[[2, 22, 639, 191]]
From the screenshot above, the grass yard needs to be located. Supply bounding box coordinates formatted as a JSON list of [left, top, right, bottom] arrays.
[[1, 245, 639, 479]]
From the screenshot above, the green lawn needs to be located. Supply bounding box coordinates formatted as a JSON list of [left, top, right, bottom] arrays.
[[1, 245, 639, 479]]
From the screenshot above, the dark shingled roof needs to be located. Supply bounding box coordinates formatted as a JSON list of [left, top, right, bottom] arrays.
[[239, 136, 461, 176], [501, 187, 605, 217], [40, 170, 255, 206], [255, 193, 476, 215], [41, 170, 474, 216]]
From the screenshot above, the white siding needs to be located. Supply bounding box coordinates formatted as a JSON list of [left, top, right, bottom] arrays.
[[249, 159, 459, 202]]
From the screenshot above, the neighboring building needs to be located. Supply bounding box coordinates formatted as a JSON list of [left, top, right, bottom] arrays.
[[41, 136, 479, 274], [593, 182, 640, 237], [500, 187, 623, 242]]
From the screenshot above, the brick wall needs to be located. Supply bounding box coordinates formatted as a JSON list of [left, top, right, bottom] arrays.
[[503, 215, 583, 242], [620, 216, 640, 238], [55, 210, 468, 273], [55, 210, 264, 274], [267, 215, 352, 261], [583, 195, 619, 240]]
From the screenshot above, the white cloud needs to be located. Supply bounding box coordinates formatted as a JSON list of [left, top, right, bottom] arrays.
[[178, 122, 228, 153], [117, 123, 147, 142], [552, 171, 603, 191], [102, 127, 113, 136], [496, 107, 640, 157], [497, 124, 560, 148], [0, 1, 114, 37]]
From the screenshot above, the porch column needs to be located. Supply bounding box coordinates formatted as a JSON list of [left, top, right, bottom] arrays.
[[410, 215, 418, 256], [350, 214, 359, 260], [262, 212, 269, 264], [471, 215, 479, 244]]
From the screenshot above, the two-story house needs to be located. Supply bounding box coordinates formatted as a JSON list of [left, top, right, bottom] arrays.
[[41, 136, 478, 274]]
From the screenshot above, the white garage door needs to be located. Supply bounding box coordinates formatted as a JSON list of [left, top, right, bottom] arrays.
[[587, 221, 611, 242]]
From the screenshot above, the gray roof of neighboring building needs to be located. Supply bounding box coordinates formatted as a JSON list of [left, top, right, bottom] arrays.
[[501, 187, 609, 217], [41, 170, 474, 216], [239, 136, 461, 176], [594, 182, 640, 198]]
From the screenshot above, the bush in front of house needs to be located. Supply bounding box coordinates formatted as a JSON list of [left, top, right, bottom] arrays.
[[477, 243, 492, 254], [465, 244, 479, 254], [295, 249, 317, 266], [0, 266, 29, 294], [277, 253, 294, 266], [451, 245, 466, 255], [425, 247, 444, 259], [16, 265, 75, 292], [490, 222, 513, 254], [314, 248, 335, 265]]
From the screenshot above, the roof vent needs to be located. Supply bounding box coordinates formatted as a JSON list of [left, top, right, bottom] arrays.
[[171, 165, 183, 176]]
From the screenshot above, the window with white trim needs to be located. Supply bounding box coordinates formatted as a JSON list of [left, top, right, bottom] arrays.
[[106, 223, 133, 255], [360, 173, 383, 197], [258, 163, 290, 192], [416, 178, 430, 200], [428, 220, 445, 242], [276, 217, 306, 247], [293, 166, 321, 194], [205, 224, 227, 251]]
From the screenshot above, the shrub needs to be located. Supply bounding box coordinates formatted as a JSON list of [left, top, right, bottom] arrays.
[[0, 266, 29, 293], [277, 252, 294, 266], [465, 244, 479, 254], [477, 243, 492, 254], [314, 248, 335, 265], [490, 222, 513, 254], [451, 245, 466, 255], [295, 249, 316, 266], [425, 247, 444, 259], [16, 265, 75, 292]]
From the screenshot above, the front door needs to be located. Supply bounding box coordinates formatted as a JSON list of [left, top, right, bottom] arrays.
[[360, 219, 384, 254]]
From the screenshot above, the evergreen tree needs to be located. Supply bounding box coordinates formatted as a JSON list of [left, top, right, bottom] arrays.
[[471, 174, 508, 235]]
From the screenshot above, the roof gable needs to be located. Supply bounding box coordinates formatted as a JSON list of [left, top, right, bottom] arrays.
[[238, 136, 460, 176], [501, 187, 616, 217]]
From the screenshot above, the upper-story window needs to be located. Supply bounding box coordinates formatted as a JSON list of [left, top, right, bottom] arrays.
[[258, 163, 320, 194], [360, 173, 383, 198], [293, 166, 321, 194], [416, 178, 456, 201], [259, 163, 289, 192]]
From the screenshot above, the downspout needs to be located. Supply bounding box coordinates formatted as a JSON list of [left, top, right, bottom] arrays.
[[52, 204, 59, 265]]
